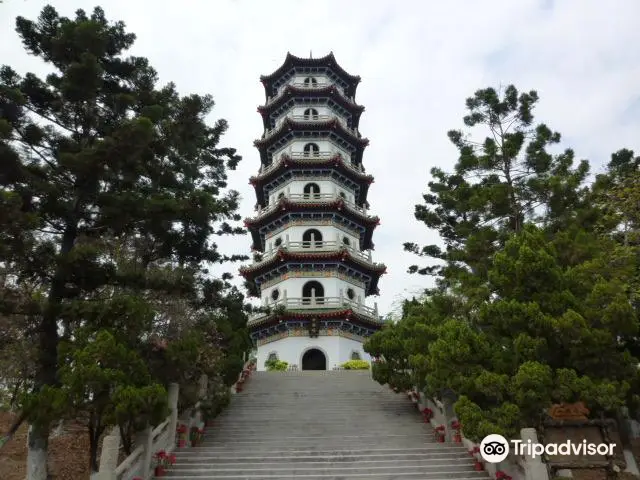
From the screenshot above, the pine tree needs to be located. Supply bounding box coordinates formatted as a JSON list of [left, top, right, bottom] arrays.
[[404, 86, 590, 300], [0, 6, 244, 477]]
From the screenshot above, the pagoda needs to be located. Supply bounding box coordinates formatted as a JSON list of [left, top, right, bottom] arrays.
[[240, 52, 386, 371]]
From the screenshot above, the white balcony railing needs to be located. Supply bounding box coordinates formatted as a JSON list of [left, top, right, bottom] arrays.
[[248, 296, 382, 324], [263, 113, 359, 139], [256, 150, 366, 178], [253, 192, 369, 218], [257, 240, 374, 265], [267, 81, 351, 106]]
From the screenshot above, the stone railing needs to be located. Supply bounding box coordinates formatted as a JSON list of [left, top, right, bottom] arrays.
[[248, 295, 382, 325], [408, 390, 547, 480], [258, 240, 373, 265], [254, 192, 369, 220], [262, 113, 359, 140], [266, 81, 351, 105], [256, 150, 366, 178], [95, 376, 208, 480]]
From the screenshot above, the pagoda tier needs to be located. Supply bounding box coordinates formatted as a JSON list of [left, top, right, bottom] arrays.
[[239, 247, 387, 297], [260, 52, 361, 100], [254, 116, 369, 166], [244, 197, 380, 251], [258, 84, 365, 130], [249, 311, 383, 347], [250, 153, 374, 207]]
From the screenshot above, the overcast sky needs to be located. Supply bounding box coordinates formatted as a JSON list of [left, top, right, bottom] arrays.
[[2, 0, 639, 317]]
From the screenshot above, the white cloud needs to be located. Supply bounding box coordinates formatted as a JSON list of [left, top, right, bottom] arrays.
[[1, 0, 639, 316]]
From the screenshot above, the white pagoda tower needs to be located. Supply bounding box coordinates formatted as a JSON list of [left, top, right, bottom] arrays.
[[240, 52, 386, 371]]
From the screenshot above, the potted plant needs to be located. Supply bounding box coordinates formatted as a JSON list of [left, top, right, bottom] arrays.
[[472, 447, 484, 471], [434, 424, 446, 442], [176, 424, 187, 448], [154, 450, 168, 476], [451, 420, 462, 442], [496, 471, 512, 480], [190, 426, 202, 447], [422, 407, 433, 423]]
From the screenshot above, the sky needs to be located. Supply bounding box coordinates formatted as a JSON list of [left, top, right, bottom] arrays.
[[1, 0, 639, 317]]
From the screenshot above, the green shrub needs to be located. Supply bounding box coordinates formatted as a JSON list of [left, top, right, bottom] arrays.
[[265, 358, 288, 371], [341, 360, 370, 370]]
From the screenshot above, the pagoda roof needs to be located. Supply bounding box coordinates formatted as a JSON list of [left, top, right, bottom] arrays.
[[257, 85, 364, 130], [261, 52, 361, 99], [244, 198, 379, 251], [247, 309, 384, 330], [239, 248, 386, 279], [254, 117, 369, 165], [249, 154, 374, 205], [239, 249, 385, 297]]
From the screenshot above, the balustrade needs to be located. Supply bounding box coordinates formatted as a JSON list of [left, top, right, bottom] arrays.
[[263, 113, 358, 139], [254, 192, 368, 218], [266, 81, 351, 106], [256, 150, 364, 178], [248, 296, 381, 323]]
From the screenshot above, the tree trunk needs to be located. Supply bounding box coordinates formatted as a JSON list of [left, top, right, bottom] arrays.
[[28, 225, 77, 480], [88, 425, 103, 473], [27, 423, 49, 480], [119, 422, 133, 455]]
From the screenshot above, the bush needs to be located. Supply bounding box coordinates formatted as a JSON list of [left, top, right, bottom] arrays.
[[341, 360, 370, 370], [265, 358, 288, 371]]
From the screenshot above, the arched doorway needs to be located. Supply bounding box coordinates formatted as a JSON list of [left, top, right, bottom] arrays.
[[302, 228, 323, 248], [303, 182, 320, 199], [302, 348, 327, 370], [302, 280, 324, 305]]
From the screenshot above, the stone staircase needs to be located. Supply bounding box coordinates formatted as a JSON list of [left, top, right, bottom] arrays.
[[164, 370, 488, 479]]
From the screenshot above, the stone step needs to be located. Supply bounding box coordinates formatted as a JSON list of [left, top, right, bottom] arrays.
[[173, 451, 471, 463], [202, 429, 432, 437], [163, 469, 488, 479], [206, 419, 426, 425], [176, 441, 459, 453], [158, 372, 486, 480], [176, 442, 468, 455], [166, 464, 480, 476], [198, 436, 438, 444]]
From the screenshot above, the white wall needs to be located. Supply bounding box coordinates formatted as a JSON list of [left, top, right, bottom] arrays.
[[272, 140, 350, 160], [256, 335, 370, 371], [274, 106, 348, 130], [260, 277, 366, 305], [269, 178, 355, 204], [265, 224, 360, 251], [260, 270, 365, 292]]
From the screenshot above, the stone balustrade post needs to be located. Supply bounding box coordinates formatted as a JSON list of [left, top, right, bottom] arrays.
[[135, 424, 153, 479], [95, 427, 120, 480], [521, 428, 550, 480], [167, 383, 179, 451]]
